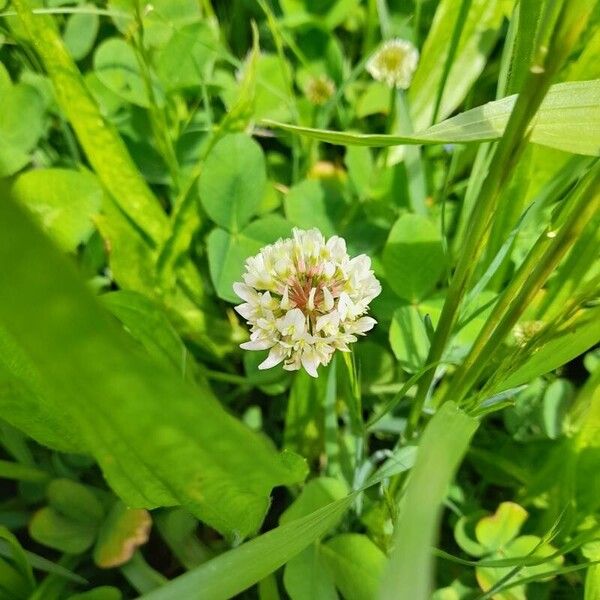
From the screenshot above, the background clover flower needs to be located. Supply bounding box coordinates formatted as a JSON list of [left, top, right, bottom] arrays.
[[366, 38, 419, 89], [233, 228, 381, 378], [305, 74, 336, 105]]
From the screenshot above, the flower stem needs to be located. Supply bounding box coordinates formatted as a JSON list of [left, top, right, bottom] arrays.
[[449, 163, 600, 408]]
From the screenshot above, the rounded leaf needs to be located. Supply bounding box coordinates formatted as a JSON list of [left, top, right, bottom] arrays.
[[199, 134, 267, 232], [383, 214, 445, 302], [475, 502, 528, 552], [10, 169, 103, 252]]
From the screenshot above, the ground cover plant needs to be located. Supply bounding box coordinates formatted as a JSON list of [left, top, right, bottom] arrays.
[[0, 0, 599, 598]]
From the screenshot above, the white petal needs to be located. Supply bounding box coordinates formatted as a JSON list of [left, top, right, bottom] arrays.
[[258, 345, 286, 370], [323, 261, 336, 278], [301, 351, 319, 378], [233, 282, 256, 302], [353, 316, 377, 334], [322, 287, 334, 311], [240, 339, 273, 351], [338, 292, 353, 321], [281, 286, 292, 310], [289, 308, 307, 335], [307, 287, 317, 311], [234, 303, 253, 320]]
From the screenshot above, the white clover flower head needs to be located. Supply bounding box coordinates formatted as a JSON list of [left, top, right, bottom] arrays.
[[305, 74, 336, 105], [366, 38, 419, 89], [233, 228, 381, 378]]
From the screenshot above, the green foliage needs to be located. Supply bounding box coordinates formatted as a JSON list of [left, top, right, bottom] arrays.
[[383, 214, 445, 302], [199, 133, 267, 231], [379, 402, 478, 600], [9, 168, 103, 252], [0, 199, 306, 541], [0, 0, 599, 597]]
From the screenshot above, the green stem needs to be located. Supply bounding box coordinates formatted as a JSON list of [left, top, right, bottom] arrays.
[[430, 0, 472, 125], [131, 2, 180, 193], [203, 369, 249, 386], [406, 1, 589, 436], [448, 163, 600, 408], [324, 356, 341, 478], [395, 90, 427, 215]]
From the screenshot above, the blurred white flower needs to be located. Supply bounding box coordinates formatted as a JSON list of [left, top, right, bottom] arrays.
[[233, 228, 381, 378], [366, 38, 419, 89], [305, 74, 336, 105]]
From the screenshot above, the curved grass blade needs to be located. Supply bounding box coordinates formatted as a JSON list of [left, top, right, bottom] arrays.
[[265, 80, 600, 156], [139, 495, 356, 600], [0, 541, 87, 584]]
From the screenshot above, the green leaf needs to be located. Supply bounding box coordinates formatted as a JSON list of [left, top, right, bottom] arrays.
[[0, 82, 44, 177], [266, 81, 600, 156], [207, 216, 293, 302], [0, 459, 49, 483], [585, 565, 600, 600], [365, 446, 418, 486], [9, 168, 103, 252], [280, 477, 348, 526], [378, 402, 478, 600], [492, 306, 600, 393], [284, 545, 338, 600], [0, 527, 34, 594], [345, 146, 374, 199], [139, 494, 355, 600], [67, 587, 122, 600], [409, 0, 507, 129], [11, 0, 168, 244], [0, 555, 30, 600], [47, 479, 105, 524], [0, 198, 306, 541], [0, 82, 44, 154], [542, 379, 572, 439], [250, 54, 293, 122], [139, 0, 203, 47], [156, 22, 218, 90], [0, 324, 86, 454], [0, 540, 86, 584], [29, 508, 98, 554], [101, 291, 193, 379], [96, 195, 225, 357], [475, 535, 563, 600], [63, 4, 99, 61], [284, 179, 346, 237], [199, 133, 267, 232], [279, 0, 359, 29], [475, 503, 528, 552], [389, 306, 430, 373], [94, 37, 163, 108], [93, 502, 152, 568], [383, 214, 445, 302], [322, 534, 386, 600], [454, 511, 488, 558]]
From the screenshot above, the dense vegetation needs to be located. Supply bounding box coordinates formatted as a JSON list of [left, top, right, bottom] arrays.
[[0, 0, 599, 598]]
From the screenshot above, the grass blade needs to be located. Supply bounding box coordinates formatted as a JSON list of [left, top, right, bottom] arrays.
[[265, 80, 600, 156], [139, 495, 355, 600], [11, 0, 167, 245], [378, 402, 478, 600], [0, 198, 306, 541]]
